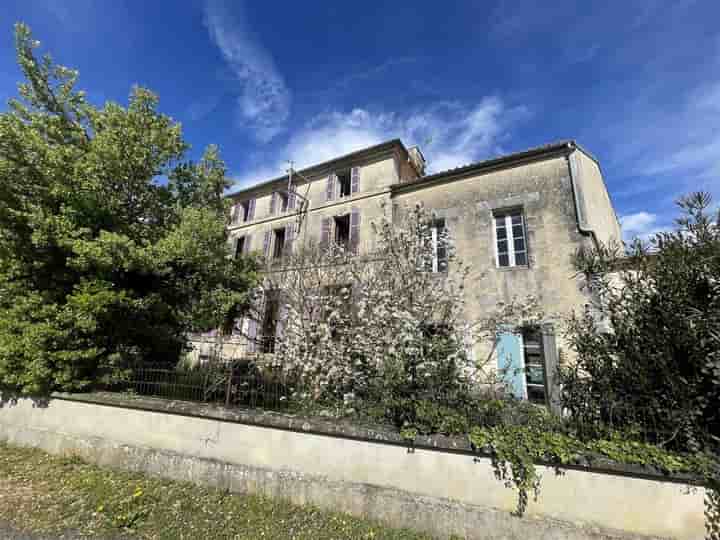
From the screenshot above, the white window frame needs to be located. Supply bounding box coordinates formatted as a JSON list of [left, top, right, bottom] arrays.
[[429, 220, 446, 273], [493, 210, 528, 268]]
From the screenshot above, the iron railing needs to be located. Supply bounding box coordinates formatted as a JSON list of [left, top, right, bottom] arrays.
[[112, 361, 295, 411]]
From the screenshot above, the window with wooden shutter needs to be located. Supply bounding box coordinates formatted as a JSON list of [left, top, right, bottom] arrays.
[[231, 204, 241, 224], [349, 207, 361, 254], [260, 291, 279, 353], [272, 228, 286, 259], [334, 215, 350, 249], [243, 234, 252, 253], [350, 166, 360, 194], [337, 170, 352, 198], [522, 327, 547, 405], [233, 236, 245, 259], [325, 174, 336, 201], [247, 198, 256, 220]]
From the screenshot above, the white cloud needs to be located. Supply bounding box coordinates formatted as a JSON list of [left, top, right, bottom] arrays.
[[203, 0, 291, 142], [230, 96, 528, 190], [620, 211, 669, 241]]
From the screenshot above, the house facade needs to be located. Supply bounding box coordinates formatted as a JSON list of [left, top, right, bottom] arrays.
[[191, 139, 621, 407]]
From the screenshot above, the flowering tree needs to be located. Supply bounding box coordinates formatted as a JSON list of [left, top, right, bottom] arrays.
[[260, 202, 542, 431]]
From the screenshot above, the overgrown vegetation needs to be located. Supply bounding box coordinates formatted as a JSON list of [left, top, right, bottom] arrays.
[[0, 442, 433, 539], [262, 201, 542, 434], [462, 193, 720, 538], [0, 24, 258, 395]]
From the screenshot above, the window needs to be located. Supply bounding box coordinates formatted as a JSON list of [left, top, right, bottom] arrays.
[[261, 294, 280, 353], [272, 228, 286, 259], [429, 219, 448, 272], [494, 210, 528, 267], [234, 236, 245, 259], [337, 170, 352, 198], [240, 201, 250, 222], [522, 327, 546, 404], [334, 214, 350, 249]]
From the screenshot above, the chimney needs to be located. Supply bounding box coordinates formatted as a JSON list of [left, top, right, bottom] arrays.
[[407, 145, 426, 176]]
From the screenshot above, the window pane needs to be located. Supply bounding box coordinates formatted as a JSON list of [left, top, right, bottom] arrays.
[[495, 216, 506, 227], [514, 238, 525, 252], [498, 253, 509, 267], [496, 227, 507, 239], [497, 239, 507, 253], [526, 364, 545, 386], [511, 214, 522, 225], [515, 251, 527, 266], [512, 224, 524, 237], [527, 386, 546, 404]]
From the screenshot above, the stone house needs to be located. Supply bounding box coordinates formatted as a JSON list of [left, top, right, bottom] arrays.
[[191, 139, 621, 407]]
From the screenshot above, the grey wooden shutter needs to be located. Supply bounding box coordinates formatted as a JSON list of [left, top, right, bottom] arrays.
[[325, 174, 336, 201], [269, 192, 277, 215], [351, 167, 360, 194], [248, 198, 256, 220], [263, 230, 272, 257], [350, 207, 361, 254], [320, 217, 332, 248], [243, 234, 252, 254], [231, 204, 240, 223], [288, 187, 296, 210], [542, 324, 561, 415], [284, 223, 294, 255]]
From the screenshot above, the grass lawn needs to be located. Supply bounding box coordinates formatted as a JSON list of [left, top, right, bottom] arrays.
[[0, 443, 435, 539]]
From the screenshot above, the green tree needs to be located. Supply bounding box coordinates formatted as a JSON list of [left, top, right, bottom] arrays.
[[0, 24, 258, 395], [561, 192, 720, 452]]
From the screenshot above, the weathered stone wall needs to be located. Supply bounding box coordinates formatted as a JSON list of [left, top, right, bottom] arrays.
[[0, 394, 705, 540], [227, 151, 402, 255], [391, 153, 596, 363]]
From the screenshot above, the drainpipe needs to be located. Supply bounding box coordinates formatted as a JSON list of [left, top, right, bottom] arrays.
[[565, 142, 600, 250]]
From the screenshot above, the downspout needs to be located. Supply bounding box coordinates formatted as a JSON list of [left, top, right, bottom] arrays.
[[565, 142, 600, 250]]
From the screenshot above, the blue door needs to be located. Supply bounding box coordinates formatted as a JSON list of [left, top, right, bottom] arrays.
[[497, 331, 526, 399]]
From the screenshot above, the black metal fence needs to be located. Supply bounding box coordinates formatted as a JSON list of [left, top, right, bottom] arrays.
[[111, 361, 295, 411], [102, 361, 711, 450]]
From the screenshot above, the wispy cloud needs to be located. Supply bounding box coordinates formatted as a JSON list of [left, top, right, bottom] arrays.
[[622, 78, 720, 185], [203, 0, 291, 141], [231, 96, 529, 190], [619, 211, 670, 242]]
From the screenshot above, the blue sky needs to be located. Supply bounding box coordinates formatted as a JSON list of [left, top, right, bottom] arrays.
[[2, 1, 719, 240]]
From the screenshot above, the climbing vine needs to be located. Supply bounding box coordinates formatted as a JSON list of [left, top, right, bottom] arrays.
[[468, 414, 720, 539]]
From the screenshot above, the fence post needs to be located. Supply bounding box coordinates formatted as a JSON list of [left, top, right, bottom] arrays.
[[225, 363, 234, 407]]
